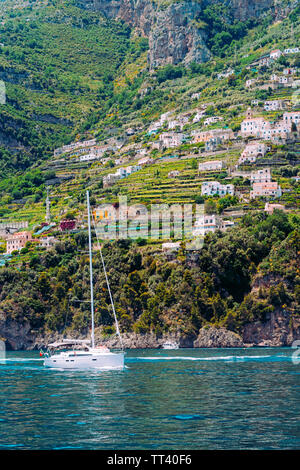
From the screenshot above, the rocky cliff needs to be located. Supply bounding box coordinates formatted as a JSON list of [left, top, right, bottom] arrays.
[[1, 310, 299, 350], [76, 0, 285, 68]]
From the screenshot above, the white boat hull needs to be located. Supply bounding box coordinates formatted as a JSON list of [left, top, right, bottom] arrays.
[[44, 352, 125, 370]]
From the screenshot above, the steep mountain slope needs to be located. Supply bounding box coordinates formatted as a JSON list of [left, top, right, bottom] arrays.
[[77, 0, 296, 67], [0, 0, 131, 172], [0, 0, 298, 175]]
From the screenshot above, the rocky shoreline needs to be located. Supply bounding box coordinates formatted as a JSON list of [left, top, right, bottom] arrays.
[[1, 310, 300, 350]]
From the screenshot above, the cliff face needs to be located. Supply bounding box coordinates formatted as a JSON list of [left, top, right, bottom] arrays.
[[76, 0, 280, 68]]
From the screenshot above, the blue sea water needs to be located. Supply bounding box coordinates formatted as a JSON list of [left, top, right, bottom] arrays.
[[0, 348, 299, 450]]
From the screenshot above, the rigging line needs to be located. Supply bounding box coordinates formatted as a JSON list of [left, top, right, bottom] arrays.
[[92, 218, 124, 351]]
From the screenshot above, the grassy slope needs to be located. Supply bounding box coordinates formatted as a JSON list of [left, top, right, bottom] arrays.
[[0, 0, 130, 171]]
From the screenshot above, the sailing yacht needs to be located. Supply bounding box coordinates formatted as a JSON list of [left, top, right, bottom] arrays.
[[43, 191, 125, 370]]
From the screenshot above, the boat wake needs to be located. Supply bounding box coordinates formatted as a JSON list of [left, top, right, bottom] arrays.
[[129, 354, 293, 363], [0, 358, 43, 362]]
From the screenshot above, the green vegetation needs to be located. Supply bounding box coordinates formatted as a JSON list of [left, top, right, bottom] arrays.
[[0, 211, 299, 339], [0, 0, 299, 342], [0, 0, 131, 172]]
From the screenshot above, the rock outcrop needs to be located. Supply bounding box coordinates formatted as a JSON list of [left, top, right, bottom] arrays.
[[194, 326, 243, 348], [1, 310, 299, 350], [243, 310, 300, 347], [0, 319, 35, 350], [76, 0, 285, 68], [96, 331, 196, 348]]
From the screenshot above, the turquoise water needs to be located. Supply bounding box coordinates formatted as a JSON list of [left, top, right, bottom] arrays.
[[0, 348, 299, 449]]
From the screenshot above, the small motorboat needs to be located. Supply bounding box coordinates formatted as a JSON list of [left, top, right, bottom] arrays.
[[162, 341, 179, 350]]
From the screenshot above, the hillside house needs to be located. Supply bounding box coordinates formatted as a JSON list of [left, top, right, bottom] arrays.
[[284, 48, 300, 55], [168, 170, 181, 178], [250, 168, 271, 184], [193, 215, 235, 236], [271, 74, 294, 86], [270, 49, 282, 60], [250, 182, 282, 199], [193, 128, 234, 143], [160, 133, 185, 148], [205, 137, 222, 152], [246, 79, 257, 88], [160, 111, 174, 126], [204, 116, 222, 126], [201, 181, 234, 197], [54, 139, 96, 157], [198, 160, 224, 172], [241, 115, 293, 141], [193, 214, 222, 236], [283, 68, 298, 75], [103, 173, 119, 188], [162, 242, 181, 259], [264, 202, 285, 214], [239, 142, 268, 164], [6, 231, 33, 254], [193, 111, 206, 123], [217, 68, 234, 79], [258, 55, 272, 68], [264, 100, 287, 111], [39, 236, 57, 249], [283, 112, 300, 127], [138, 156, 153, 166]]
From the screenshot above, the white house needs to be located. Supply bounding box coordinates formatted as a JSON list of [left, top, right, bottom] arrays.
[[39, 236, 57, 249], [201, 181, 234, 197], [160, 111, 174, 126], [168, 170, 181, 178], [284, 47, 300, 55], [264, 100, 287, 111], [250, 168, 271, 184], [270, 49, 282, 60], [204, 116, 222, 126], [138, 156, 153, 166], [193, 215, 235, 236], [193, 111, 206, 123], [193, 214, 222, 236], [259, 55, 272, 67], [160, 133, 185, 148], [162, 242, 181, 253], [246, 79, 257, 88], [198, 160, 224, 172], [283, 68, 298, 75]]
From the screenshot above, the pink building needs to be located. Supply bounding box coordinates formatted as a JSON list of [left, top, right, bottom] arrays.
[[193, 128, 234, 143], [250, 182, 282, 199], [239, 142, 268, 164], [6, 231, 33, 254]]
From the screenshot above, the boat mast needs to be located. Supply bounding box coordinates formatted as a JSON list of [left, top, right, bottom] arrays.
[[87, 190, 95, 349]]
